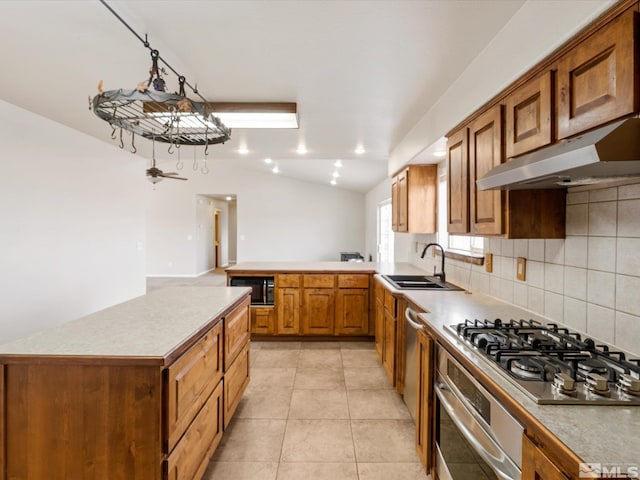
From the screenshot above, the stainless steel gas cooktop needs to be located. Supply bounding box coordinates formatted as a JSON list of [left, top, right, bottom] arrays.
[[447, 319, 640, 405]]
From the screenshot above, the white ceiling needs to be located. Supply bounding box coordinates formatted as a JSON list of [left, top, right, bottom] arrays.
[[0, 0, 525, 192]]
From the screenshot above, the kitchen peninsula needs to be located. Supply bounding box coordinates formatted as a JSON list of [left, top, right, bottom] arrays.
[[0, 286, 252, 480], [226, 261, 426, 337]]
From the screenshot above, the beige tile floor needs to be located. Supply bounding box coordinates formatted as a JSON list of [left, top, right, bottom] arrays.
[[204, 340, 431, 480], [147, 274, 430, 479]]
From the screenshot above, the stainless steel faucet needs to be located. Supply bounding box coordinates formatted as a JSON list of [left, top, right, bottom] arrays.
[[420, 242, 446, 282]]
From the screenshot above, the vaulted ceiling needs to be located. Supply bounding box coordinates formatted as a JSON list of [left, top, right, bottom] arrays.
[[0, 0, 526, 192]]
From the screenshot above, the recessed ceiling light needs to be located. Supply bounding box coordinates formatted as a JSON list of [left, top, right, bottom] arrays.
[[296, 145, 308, 155], [225, 196, 232, 201], [434, 150, 446, 158], [334, 160, 343, 168], [330, 179, 337, 186], [264, 158, 273, 164], [354, 146, 365, 155], [272, 166, 280, 174], [238, 147, 249, 155], [332, 171, 340, 178]]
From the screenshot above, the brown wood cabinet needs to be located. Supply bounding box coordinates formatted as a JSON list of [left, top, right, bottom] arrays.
[[382, 288, 397, 386], [391, 165, 438, 234], [251, 306, 275, 335], [415, 329, 434, 474], [302, 288, 335, 335], [335, 274, 370, 335], [374, 279, 385, 361], [276, 274, 301, 335], [470, 104, 505, 236], [557, 8, 637, 140], [521, 435, 569, 480], [447, 105, 566, 238], [505, 70, 554, 158], [0, 294, 251, 480], [447, 127, 469, 234]]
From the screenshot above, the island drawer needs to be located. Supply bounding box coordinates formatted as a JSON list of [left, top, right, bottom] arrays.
[[165, 321, 223, 452], [164, 380, 223, 480], [224, 298, 250, 370], [224, 343, 250, 428]]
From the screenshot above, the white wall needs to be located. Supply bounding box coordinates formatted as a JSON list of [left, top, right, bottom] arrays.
[[0, 100, 147, 343], [147, 163, 365, 275]]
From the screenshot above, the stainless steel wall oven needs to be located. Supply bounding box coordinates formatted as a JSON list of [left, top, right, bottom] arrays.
[[434, 345, 523, 480]]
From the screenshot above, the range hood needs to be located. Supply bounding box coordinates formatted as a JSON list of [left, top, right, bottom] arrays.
[[477, 118, 640, 190]]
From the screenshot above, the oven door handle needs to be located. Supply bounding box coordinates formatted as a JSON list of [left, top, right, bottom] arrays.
[[435, 382, 521, 480], [405, 307, 424, 331]]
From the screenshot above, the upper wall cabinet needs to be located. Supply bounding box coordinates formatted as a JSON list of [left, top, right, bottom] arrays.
[[391, 164, 437, 234], [557, 9, 637, 139], [469, 105, 505, 236], [505, 71, 554, 158], [447, 127, 469, 234]]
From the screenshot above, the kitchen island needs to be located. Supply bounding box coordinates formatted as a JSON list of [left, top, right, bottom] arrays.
[[0, 286, 252, 480]]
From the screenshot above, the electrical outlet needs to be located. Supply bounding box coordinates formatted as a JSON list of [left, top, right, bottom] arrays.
[[516, 257, 527, 281], [485, 253, 493, 273]]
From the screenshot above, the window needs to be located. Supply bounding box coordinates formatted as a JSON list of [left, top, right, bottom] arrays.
[[378, 199, 394, 262], [438, 173, 483, 254]]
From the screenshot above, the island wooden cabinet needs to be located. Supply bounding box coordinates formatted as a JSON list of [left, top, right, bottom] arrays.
[[505, 70, 553, 158], [521, 435, 569, 480], [374, 278, 385, 360], [415, 328, 435, 474], [557, 8, 637, 140], [447, 127, 469, 234], [0, 292, 251, 480], [391, 165, 438, 234]]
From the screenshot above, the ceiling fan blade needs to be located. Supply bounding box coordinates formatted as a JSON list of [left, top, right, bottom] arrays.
[[159, 173, 188, 181], [163, 172, 179, 176]]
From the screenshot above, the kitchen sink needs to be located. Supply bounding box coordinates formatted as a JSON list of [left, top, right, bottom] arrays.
[[381, 274, 463, 291]]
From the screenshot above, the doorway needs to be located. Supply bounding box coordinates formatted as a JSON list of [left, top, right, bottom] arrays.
[[378, 199, 394, 262], [214, 210, 220, 268]]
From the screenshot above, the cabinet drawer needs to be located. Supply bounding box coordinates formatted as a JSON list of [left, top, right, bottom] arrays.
[[165, 321, 223, 453], [338, 274, 369, 289], [224, 298, 250, 370], [303, 274, 335, 288], [383, 289, 396, 316], [164, 380, 223, 480], [278, 274, 301, 288], [251, 306, 275, 335], [224, 343, 250, 428]]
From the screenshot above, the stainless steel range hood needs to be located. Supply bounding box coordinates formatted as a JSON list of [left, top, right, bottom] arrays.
[[477, 118, 640, 190]]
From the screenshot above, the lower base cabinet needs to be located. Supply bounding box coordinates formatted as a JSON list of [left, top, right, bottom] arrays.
[[164, 381, 224, 480], [224, 343, 250, 428], [415, 329, 434, 473], [521, 435, 569, 480], [251, 307, 276, 335]]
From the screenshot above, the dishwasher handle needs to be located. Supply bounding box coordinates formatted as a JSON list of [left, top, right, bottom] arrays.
[[435, 381, 521, 480], [405, 307, 424, 331]]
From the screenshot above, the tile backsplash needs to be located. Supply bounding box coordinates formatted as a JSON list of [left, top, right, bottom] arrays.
[[409, 183, 640, 357]]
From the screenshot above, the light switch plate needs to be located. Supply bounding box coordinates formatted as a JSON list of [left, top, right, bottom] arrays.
[[485, 253, 493, 273], [516, 257, 527, 281]]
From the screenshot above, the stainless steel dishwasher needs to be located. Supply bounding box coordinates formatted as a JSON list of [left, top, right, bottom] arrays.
[[403, 305, 423, 421]]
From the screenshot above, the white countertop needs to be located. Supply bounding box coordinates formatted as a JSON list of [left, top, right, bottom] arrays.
[[226, 261, 427, 275], [387, 281, 640, 471], [0, 286, 251, 361]]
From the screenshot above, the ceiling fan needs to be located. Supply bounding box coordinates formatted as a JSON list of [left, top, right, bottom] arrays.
[[146, 135, 187, 184]]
